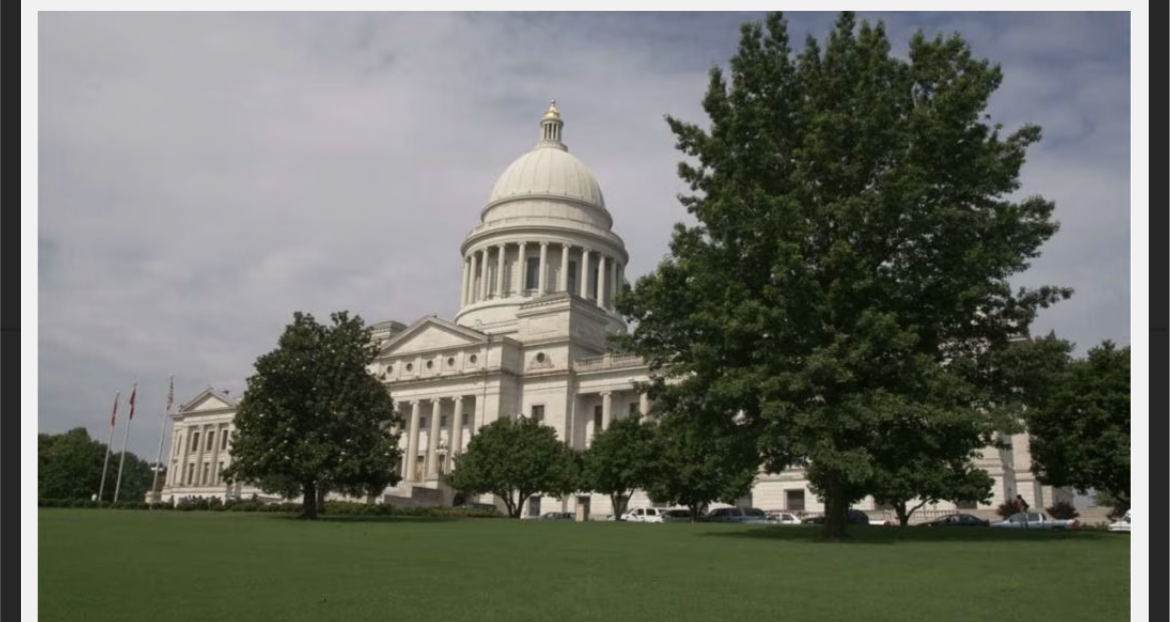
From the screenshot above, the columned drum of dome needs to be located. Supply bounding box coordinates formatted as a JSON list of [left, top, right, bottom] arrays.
[[455, 101, 630, 333]]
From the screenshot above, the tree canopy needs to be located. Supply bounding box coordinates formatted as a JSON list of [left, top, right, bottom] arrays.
[[445, 415, 578, 518], [614, 12, 1070, 537], [39, 427, 157, 502], [644, 415, 758, 521], [1011, 338, 1130, 509], [222, 311, 402, 519], [581, 415, 659, 519]]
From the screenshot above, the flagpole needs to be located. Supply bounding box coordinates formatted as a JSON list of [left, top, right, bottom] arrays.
[[150, 375, 174, 507], [113, 380, 137, 503], [98, 391, 120, 503]]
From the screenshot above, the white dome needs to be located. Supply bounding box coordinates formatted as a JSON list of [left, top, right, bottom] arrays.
[[488, 146, 606, 210]]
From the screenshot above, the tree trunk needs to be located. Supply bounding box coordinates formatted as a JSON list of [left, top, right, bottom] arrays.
[[823, 475, 848, 539], [895, 502, 910, 527], [611, 492, 630, 519], [317, 487, 327, 515], [302, 481, 318, 520], [689, 503, 702, 523]]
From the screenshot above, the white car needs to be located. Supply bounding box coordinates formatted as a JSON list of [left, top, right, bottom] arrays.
[[622, 507, 667, 523], [765, 511, 801, 525], [1108, 510, 1130, 532]]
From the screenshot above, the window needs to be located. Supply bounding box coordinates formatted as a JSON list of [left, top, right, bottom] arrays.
[[206, 431, 215, 451], [567, 261, 578, 293], [221, 432, 229, 451], [419, 417, 427, 429], [785, 490, 805, 511], [186, 463, 195, 486], [216, 462, 224, 485], [201, 463, 210, 485], [447, 357, 455, 367], [426, 360, 434, 369], [190, 432, 200, 452], [440, 415, 447, 428], [531, 405, 545, 423], [628, 402, 639, 417], [591, 266, 599, 299], [593, 406, 603, 432], [461, 413, 470, 426], [469, 354, 478, 364], [525, 257, 540, 290]]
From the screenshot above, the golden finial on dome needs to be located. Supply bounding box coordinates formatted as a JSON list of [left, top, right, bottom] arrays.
[[542, 99, 560, 120]]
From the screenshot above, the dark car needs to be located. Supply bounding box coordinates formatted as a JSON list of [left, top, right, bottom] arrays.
[[801, 509, 871, 525], [917, 513, 990, 527], [538, 511, 574, 520], [702, 507, 772, 524]]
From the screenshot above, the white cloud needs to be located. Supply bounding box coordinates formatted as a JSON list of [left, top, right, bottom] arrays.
[[37, 11, 1131, 458]]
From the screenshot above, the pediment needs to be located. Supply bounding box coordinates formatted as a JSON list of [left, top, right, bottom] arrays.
[[178, 387, 238, 414], [379, 316, 487, 357]]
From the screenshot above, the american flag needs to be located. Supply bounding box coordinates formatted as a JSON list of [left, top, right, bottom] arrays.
[[128, 382, 138, 421]]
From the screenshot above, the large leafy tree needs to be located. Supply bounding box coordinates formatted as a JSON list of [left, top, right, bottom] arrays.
[[38, 427, 156, 502], [1022, 340, 1130, 509], [615, 12, 1069, 537], [445, 415, 578, 518], [644, 414, 759, 522], [222, 311, 402, 519], [581, 416, 659, 519]]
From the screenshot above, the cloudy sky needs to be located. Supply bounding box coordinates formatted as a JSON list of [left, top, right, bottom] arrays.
[[36, 11, 1132, 459]]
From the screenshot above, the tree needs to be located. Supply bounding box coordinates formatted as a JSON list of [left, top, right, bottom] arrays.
[[222, 311, 402, 519], [644, 415, 758, 522], [581, 416, 659, 519], [445, 415, 578, 518], [38, 427, 157, 502], [1024, 340, 1130, 509], [614, 12, 1070, 538]]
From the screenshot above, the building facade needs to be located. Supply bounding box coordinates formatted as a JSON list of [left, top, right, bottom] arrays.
[[159, 102, 1067, 520]]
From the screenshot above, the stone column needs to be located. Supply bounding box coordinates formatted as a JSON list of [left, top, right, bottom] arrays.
[[538, 242, 549, 294], [560, 244, 570, 292], [406, 401, 421, 482], [495, 244, 506, 298], [517, 241, 527, 294], [460, 257, 470, 306], [598, 254, 608, 307], [473, 394, 485, 438], [468, 252, 479, 304], [209, 424, 223, 486], [601, 392, 613, 431], [451, 395, 465, 469], [477, 250, 488, 301], [426, 400, 442, 478], [579, 249, 591, 298], [177, 426, 191, 486], [611, 261, 621, 304], [639, 393, 650, 420]]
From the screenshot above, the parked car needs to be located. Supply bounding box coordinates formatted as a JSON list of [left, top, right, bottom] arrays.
[[917, 513, 990, 527], [661, 508, 693, 523], [765, 511, 801, 525], [991, 511, 1078, 529], [623, 507, 668, 523], [538, 511, 574, 520], [801, 509, 872, 525], [457, 502, 498, 513], [702, 507, 772, 524], [1108, 510, 1131, 533]]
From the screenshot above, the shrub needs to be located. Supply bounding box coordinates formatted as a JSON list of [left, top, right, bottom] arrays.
[[996, 502, 1023, 519], [1046, 501, 1080, 520]]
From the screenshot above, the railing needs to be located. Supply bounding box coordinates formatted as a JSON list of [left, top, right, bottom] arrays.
[[574, 352, 646, 372]]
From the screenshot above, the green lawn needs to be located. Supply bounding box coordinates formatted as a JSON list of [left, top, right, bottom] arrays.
[[38, 510, 1129, 622]]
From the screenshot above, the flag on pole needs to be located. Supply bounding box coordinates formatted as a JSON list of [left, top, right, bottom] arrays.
[[110, 391, 120, 427], [166, 375, 174, 412], [128, 383, 138, 420]]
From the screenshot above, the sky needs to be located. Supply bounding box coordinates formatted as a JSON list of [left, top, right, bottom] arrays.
[[35, 11, 1133, 461]]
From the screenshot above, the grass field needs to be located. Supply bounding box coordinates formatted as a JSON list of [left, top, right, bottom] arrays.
[[38, 510, 1129, 622]]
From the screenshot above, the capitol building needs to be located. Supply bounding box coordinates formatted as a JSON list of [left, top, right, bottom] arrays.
[[160, 102, 1066, 519]]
